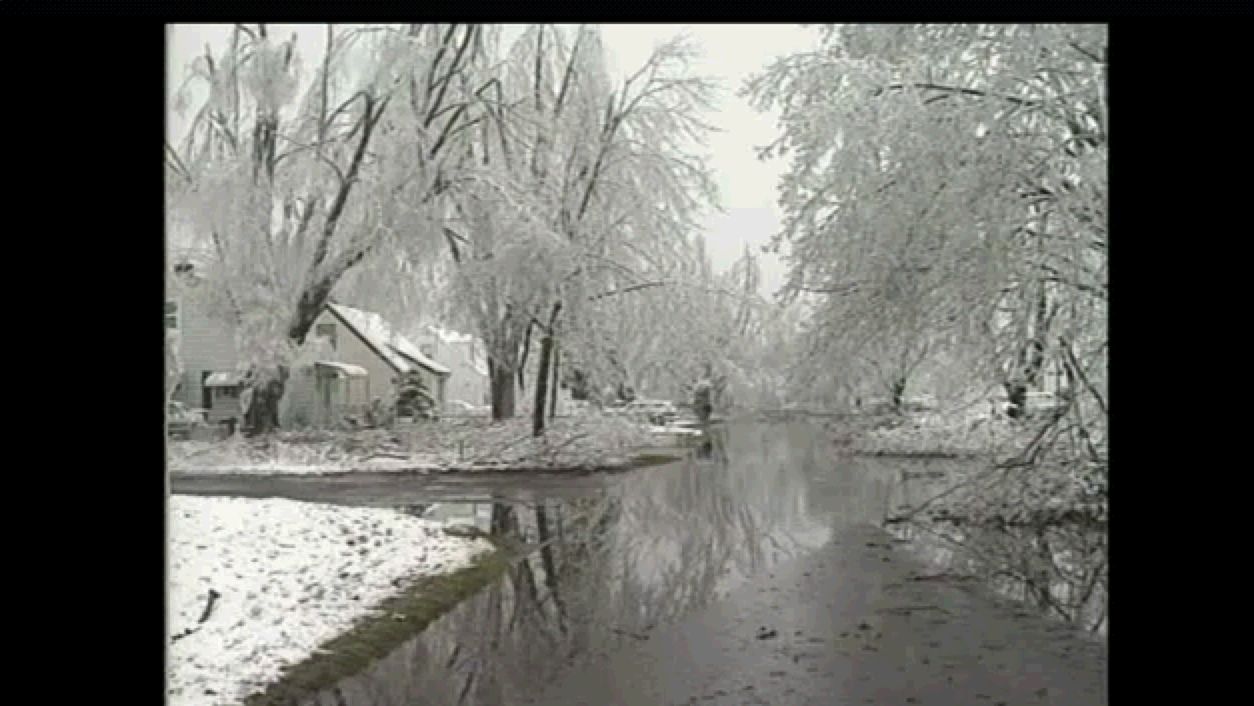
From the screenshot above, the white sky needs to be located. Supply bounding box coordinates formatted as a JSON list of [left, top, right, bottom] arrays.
[[166, 23, 819, 296]]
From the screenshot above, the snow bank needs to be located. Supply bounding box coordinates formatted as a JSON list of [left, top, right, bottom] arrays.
[[848, 409, 1028, 457], [169, 414, 655, 475], [167, 496, 493, 706], [648, 425, 704, 436]]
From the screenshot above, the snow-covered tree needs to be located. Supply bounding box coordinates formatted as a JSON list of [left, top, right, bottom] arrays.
[[165, 328, 183, 402], [395, 369, 436, 419], [167, 24, 496, 433], [748, 24, 1106, 461], [418, 26, 720, 431]]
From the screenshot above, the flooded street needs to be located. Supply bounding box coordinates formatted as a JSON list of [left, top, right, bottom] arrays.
[[172, 421, 1106, 705]]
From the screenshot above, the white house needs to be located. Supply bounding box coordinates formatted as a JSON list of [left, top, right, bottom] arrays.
[[167, 260, 452, 428], [416, 325, 490, 414]]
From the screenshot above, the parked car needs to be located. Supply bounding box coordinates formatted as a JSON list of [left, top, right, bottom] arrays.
[[167, 400, 208, 439]]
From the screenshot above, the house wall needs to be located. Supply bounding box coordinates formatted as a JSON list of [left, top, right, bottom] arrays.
[[283, 366, 320, 427], [312, 308, 447, 413], [280, 365, 371, 428], [312, 308, 384, 403], [419, 335, 490, 411], [168, 292, 446, 427], [168, 289, 238, 415], [207, 386, 243, 425]]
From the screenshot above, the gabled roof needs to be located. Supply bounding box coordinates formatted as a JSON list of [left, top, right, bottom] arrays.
[[326, 303, 451, 376], [424, 324, 489, 377]]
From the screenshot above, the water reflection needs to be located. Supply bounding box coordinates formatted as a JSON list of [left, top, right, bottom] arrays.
[[886, 514, 1108, 635], [301, 422, 833, 706], [298, 426, 1107, 705], [841, 456, 1109, 636]]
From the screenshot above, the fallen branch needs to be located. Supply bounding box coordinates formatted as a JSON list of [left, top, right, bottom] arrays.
[[885, 464, 1005, 524], [464, 433, 533, 464], [533, 432, 591, 460], [1060, 336, 1107, 417], [610, 626, 649, 641], [197, 588, 221, 624], [171, 588, 221, 643], [881, 604, 953, 615]]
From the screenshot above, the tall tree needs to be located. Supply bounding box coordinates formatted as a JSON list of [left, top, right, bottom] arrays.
[[433, 26, 720, 427], [167, 24, 494, 432], [748, 24, 1106, 461]]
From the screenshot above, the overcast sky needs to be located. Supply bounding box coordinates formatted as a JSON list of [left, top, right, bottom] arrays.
[[166, 23, 818, 296]]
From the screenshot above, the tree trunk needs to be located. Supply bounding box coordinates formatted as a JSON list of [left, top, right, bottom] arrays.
[[243, 279, 338, 435], [1004, 381, 1027, 419], [890, 376, 906, 414], [490, 502, 516, 536], [518, 321, 533, 392], [532, 332, 555, 437], [534, 502, 568, 632], [568, 368, 589, 401], [532, 303, 563, 436], [490, 361, 516, 421], [549, 342, 560, 419], [166, 334, 183, 403], [1007, 282, 1053, 420], [244, 366, 288, 435]]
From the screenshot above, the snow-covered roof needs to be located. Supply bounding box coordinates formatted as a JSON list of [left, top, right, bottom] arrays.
[[421, 324, 489, 377], [425, 325, 474, 345], [327, 303, 451, 376], [204, 371, 243, 387], [315, 361, 368, 378]]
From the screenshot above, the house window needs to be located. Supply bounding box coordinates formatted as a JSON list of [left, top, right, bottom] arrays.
[[315, 323, 337, 350], [217, 387, 240, 399], [165, 300, 179, 330]]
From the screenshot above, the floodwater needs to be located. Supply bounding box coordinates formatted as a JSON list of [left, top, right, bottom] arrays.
[[170, 420, 1107, 705]]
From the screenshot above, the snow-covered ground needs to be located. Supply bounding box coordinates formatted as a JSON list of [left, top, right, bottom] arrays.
[[169, 415, 655, 475], [168, 496, 494, 706], [648, 425, 703, 436], [849, 408, 1028, 457]]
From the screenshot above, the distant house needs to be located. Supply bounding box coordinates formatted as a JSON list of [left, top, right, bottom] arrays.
[[167, 265, 450, 428], [416, 325, 490, 414], [166, 271, 242, 425], [288, 302, 451, 424]]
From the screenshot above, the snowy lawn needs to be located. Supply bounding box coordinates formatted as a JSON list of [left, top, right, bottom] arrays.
[[168, 496, 494, 706], [169, 413, 654, 475]]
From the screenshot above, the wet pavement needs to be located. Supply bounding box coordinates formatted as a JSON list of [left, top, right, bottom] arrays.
[[171, 420, 1106, 705], [526, 523, 1105, 705]]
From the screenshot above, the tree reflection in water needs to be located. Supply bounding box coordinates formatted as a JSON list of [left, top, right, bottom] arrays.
[[300, 428, 1106, 706], [887, 517, 1107, 634], [867, 456, 1108, 635], [301, 422, 832, 706]]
